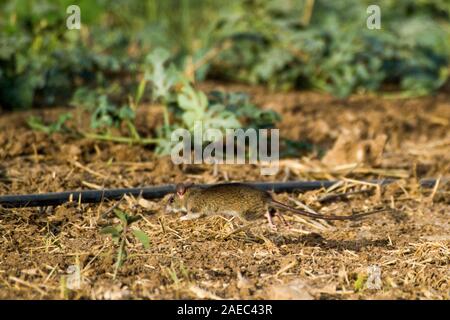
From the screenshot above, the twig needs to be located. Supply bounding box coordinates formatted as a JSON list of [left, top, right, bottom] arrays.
[[9, 276, 46, 295], [82, 132, 160, 145], [192, 40, 233, 73], [72, 161, 108, 179], [318, 189, 373, 204], [427, 175, 441, 203], [101, 198, 125, 218], [81, 181, 104, 190]]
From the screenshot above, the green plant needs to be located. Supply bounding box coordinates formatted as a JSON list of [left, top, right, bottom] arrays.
[[205, 0, 450, 97], [208, 91, 281, 129], [354, 273, 368, 292], [141, 49, 283, 155], [144, 48, 180, 102], [280, 139, 315, 158], [90, 96, 134, 130], [24, 41, 282, 155], [101, 209, 150, 279], [67, 47, 282, 154], [143, 47, 179, 153], [0, 1, 115, 111], [26, 112, 72, 134], [162, 260, 191, 288], [177, 85, 241, 131], [72, 87, 160, 145], [2, 0, 448, 112]]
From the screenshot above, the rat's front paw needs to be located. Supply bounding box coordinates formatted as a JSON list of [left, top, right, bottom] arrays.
[[180, 212, 202, 221]]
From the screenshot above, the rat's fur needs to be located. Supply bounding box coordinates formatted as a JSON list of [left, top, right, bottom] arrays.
[[165, 183, 387, 227], [166, 183, 270, 221]]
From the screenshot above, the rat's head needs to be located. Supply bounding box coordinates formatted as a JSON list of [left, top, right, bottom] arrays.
[[164, 183, 193, 214]]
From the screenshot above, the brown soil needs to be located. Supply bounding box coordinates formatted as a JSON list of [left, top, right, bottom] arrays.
[[0, 83, 449, 300]]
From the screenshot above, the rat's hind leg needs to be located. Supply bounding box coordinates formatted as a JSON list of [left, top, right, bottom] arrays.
[[273, 210, 289, 227], [267, 207, 289, 229], [265, 209, 277, 230]]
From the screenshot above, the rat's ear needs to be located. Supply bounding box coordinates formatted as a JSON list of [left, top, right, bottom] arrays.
[[176, 182, 194, 198], [176, 183, 187, 197]]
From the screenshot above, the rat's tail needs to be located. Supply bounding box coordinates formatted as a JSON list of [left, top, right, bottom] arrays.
[[270, 200, 389, 221]]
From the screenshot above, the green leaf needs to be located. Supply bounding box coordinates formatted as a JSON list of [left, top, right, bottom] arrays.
[[177, 85, 208, 113], [112, 235, 120, 245], [118, 105, 135, 121], [135, 78, 146, 105], [100, 226, 120, 238], [132, 229, 151, 249], [144, 48, 180, 101], [354, 273, 367, 292], [26, 113, 72, 135], [51, 113, 72, 132], [146, 48, 171, 67], [127, 215, 142, 225], [114, 209, 128, 225], [90, 95, 116, 129], [26, 116, 51, 134]]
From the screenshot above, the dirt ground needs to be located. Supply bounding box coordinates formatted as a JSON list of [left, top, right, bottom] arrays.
[[0, 83, 449, 300]]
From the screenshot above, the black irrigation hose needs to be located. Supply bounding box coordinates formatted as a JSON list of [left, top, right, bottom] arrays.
[[0, 178, 441, 209]]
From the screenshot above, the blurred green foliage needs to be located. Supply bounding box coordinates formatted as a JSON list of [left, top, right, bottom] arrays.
[[208, 0, 450, 96], [0, 0, 449, 110], [141, 49, 281, 155], [26, 112, 72, 134], [58, 46, 281, 155]]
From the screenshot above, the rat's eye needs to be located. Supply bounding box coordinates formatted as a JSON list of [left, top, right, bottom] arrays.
[[169, 197, 174, 203]]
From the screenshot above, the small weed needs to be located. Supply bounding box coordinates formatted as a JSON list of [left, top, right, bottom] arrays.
[[26, 113, 72, 135], [162, 260, 191, 289], [101, 209, 150, 279], [354, 273, 368, 292]]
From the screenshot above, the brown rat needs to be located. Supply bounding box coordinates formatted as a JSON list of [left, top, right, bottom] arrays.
[[165, 183, 388, 229]]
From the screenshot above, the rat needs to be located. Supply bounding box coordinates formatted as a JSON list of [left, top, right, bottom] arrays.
[[164, 183, 388, 229]]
